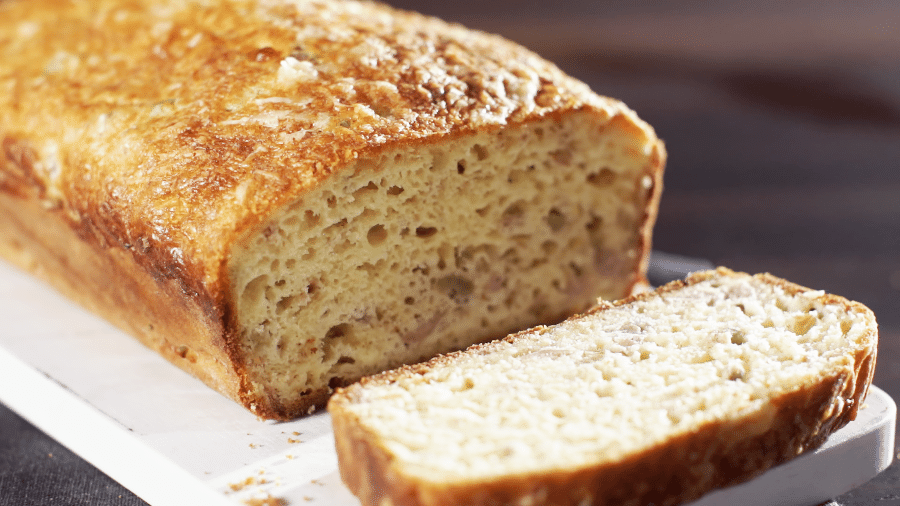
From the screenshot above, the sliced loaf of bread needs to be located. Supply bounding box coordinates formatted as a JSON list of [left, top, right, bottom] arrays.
[[0, 0, 663, 419], [328, 268, 878, 506]]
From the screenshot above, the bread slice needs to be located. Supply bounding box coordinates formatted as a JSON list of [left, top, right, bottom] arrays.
[[0, 0, 664, 419], [328, 268, 878, 506]]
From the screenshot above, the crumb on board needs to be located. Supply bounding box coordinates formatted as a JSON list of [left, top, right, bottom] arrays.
[[229, 477, 256, 492], [228, 476, 268, 492], [288, 437, 302, 443], [242, 495, 287, 506]]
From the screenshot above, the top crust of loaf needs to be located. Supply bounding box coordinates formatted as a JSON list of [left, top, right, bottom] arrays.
[[0, 0, 648, 292], [0, 0, 662, 417], [328, 268, 878, 506]]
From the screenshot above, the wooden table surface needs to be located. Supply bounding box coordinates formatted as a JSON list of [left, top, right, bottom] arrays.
[[1, 1, 898, 504]]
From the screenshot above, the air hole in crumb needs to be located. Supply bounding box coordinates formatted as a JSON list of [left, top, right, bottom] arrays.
[[501, 202, 525, 228], [546, 208, 566, 231], [416, 226, 438, 238], [475, 206, 490, 217], [730, 330, 747, 345], [404, 297, 415, 305], [541, 240, 557, 255], [791, 314, 816, 335], [329, 376, 348, 389], [336, 356, 355, 365], [550, 149, 572, 166], [325, 323, 351, 341], [304, 210, 321, 229], [472, 144, 488, 161], [276, 295, 298, 314], [387, 185, 404, 195], [736, 303, 748, 316], [587, 168, 616, 187], [457, 161, 466, 174], [435, 275, 474, 304], [357, 261, 378, 274], [241, 275, 269, 307], [326, 195, 337, 208], [175, 345, 189, 358], [552, 407, 565, 418], [462, 378, 475, 390], [775, 298, 789, 311], [324, 218, 348, 232], [367, 224, 387, 246], [353, 181, 379, 198], [840, 320, 852, 335]]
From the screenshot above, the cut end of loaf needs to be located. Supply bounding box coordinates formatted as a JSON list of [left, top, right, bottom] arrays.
[[328, 268, 877, 506], [229, 110, 663, 419]]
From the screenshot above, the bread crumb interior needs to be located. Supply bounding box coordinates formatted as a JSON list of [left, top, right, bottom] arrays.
[[230, 111, 658, 413]]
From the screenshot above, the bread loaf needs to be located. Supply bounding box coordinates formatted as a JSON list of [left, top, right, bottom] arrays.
[[0, 0, 664, 419], [328, 268, 878, 506]]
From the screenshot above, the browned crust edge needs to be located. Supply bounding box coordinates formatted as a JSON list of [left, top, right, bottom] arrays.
[[328, 267, 878, 506], [0, 146, 243, 404]]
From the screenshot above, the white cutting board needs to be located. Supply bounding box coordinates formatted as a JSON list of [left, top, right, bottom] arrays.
[[0, 260, 894, 506]]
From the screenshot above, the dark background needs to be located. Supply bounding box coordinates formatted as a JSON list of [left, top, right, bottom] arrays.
[[2, 1, 899, 504]]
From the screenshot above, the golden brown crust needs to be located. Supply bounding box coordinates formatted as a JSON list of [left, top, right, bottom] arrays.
[[0, 0, 630, 283], [0, 136, 242, 402], [328, 268, 878, 506], [0, 0, 661, 419]]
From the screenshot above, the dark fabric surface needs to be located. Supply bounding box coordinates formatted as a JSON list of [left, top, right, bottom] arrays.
[[0, 402, 146, 506]]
